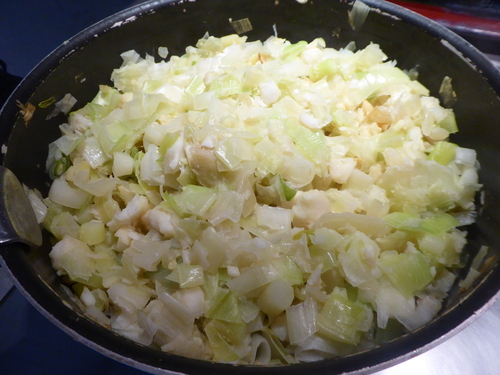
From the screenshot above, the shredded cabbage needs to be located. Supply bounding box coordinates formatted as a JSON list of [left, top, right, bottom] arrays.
[[42, 33, 481, 365]]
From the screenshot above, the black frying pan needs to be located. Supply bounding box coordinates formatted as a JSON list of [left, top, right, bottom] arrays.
[[1, 1, 500, 374]]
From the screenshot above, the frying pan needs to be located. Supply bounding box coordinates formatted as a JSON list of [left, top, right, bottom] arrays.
[[1, 0, 500, 374]]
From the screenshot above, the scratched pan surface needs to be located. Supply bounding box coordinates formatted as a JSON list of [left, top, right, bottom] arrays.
[[1, 0, 500, 374]]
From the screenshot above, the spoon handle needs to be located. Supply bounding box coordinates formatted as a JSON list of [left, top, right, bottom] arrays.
[[0, 166, 42, 247]]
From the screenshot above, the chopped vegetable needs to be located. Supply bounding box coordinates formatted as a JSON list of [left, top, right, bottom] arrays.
[[38, 97, 56, 108], [230, 18, 253, 35], [16, 100, 36, 125], [42, 33, 480, 365], [348, 0, 371, 31], [46, 93, 77, 120]]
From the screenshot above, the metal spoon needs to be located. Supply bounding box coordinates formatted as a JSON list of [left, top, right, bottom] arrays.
[[0, 166, 42, 248]]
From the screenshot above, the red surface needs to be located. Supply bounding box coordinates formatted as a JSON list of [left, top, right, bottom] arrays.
[[386, 0, 500, 38]]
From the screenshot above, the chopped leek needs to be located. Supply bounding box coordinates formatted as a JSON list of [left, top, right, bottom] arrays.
[[176, 264, 204, 288], [379, 250, 433, 298], [317, 290, 371, 345], [282, 40, 307, 61], [256, 279, 295, 317], [48, 154, 71, 180], [428, 141, 457, 165], [205, 287, 243, 323], [279, 176, 297, 201], [42, 31, 480, 365], [287, 297, 317, 344], [310, 58, 339, 82], [79, 220, 106, 245], [348, 0, 371, 32], [205, 319, 247, 362], [384, 212, 460, 235]]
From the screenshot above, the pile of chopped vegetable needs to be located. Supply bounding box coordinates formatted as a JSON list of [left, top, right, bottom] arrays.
[[42, 34, 481, 364]]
